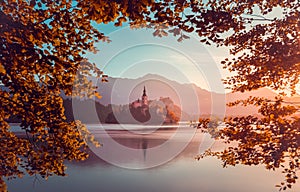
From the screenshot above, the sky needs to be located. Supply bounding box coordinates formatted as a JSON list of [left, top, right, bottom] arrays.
[[85, 7, 290, 94], [86, 23, 231, 94]]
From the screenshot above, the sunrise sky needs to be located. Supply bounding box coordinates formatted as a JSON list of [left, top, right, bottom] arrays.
[[86, 23, 230, 94]]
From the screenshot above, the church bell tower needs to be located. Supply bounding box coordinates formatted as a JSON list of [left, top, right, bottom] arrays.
[[142, 86, 148, 106]]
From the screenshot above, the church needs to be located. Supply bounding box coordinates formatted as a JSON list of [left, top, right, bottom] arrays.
[[131, 86, 149, 109], [130, 86, 150, 122]]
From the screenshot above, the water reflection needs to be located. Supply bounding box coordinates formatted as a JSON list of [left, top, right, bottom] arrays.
[[142, 138, 147, 162], [76, 132, 203, 168], [6, 129, 300, 192], [86, 125, 199, 169]]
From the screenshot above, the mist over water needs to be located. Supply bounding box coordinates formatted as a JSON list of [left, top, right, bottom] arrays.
[[7, 124, 300, 192]]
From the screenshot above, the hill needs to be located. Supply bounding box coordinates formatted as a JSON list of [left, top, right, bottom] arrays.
[[91, 74, 300, 118]]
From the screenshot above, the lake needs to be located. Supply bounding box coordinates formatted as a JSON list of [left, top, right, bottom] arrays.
[[7, 124, 300, 192]]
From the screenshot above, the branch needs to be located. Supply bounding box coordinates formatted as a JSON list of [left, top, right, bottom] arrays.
[[36, 6, 79, 25], [241, 14, 298, 24], [36, 12, 58, 25], [241, 16, 275, 22]]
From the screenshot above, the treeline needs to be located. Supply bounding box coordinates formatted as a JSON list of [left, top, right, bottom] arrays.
[[64, 97, 180, 124], [7, 96, 181, 124]]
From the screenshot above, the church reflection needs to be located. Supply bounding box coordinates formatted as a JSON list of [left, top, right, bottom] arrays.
[[72, 130, 216, 168], [141, 138, 148, 162]]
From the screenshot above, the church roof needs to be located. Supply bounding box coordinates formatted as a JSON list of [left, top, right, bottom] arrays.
[[142, 86, 147, 97]]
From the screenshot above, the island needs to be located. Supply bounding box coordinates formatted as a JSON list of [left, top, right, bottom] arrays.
[[63, 86, 181, 125]]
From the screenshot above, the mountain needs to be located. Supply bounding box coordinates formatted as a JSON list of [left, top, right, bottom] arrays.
[[93, 74, 300, 118], [95, 74, 225, 117]]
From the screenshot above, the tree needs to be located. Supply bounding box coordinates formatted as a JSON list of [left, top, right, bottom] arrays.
[[0, 0, 299, 191], [196, 97, 300, 191], [0, 1, 107, 190]]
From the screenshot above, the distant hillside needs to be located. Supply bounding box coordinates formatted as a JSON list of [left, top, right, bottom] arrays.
[[91, 74, 226, 117], [90, 74, 300, 118]]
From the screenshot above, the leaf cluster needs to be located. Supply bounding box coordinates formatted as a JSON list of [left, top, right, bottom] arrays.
[[197, 97, 300, 190]]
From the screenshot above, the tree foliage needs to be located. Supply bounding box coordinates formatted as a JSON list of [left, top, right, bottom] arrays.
[[0, 0, 106, 190], [196, 97, 300, 190], [0, 0, 299, 191]]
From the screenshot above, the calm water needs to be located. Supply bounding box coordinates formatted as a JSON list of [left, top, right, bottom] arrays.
[[7, 124, 300, 192]]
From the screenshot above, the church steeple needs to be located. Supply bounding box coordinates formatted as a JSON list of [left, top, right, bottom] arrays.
[[143, 86, 147, 97], [142, 86, 148, 106]]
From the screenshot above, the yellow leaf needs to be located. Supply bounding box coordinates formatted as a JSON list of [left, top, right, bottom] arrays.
[[0, 63, 6, 74], [53, 39, 60, 46], [94, 92, 102, 99], [29, 34, 34, 42]]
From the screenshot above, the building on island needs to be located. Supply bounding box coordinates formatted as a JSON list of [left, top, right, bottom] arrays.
[[131, 86, 149, 109], [130, 86, 150, 120]]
